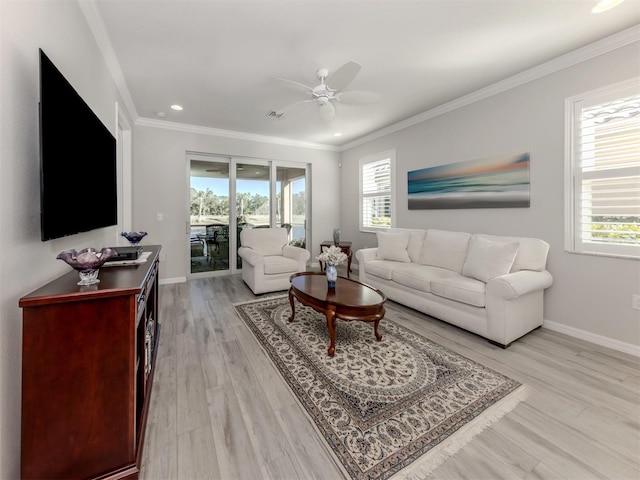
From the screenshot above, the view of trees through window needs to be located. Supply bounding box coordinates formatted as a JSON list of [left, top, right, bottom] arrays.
[[190, 189, 306, 223], [189, 160, 307, 273]]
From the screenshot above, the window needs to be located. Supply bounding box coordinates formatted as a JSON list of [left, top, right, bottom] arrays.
[[565, 79, 640, 259], [360, 150, 395, 231]]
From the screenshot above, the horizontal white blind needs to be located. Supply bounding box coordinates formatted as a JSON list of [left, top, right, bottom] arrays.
[[362, 158, 391, 229], [574, 88, 640, 256]]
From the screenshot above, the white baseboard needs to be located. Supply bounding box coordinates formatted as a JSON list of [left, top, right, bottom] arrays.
[[159, 276, 186, 285], [543, 320, 640, 357], [157, 272, 638, 357]]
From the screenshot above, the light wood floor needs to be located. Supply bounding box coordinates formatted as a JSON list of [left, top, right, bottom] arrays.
[[141, 273, 640, 480]]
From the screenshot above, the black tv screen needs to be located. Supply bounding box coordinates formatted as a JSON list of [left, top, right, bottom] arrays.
[[39, 49, 117, 241]]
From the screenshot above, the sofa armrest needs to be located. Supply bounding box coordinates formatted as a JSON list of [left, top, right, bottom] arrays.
[[237, 246, 264, 267], [355, 248, 378, 263], [283, 245, 311, 263], [487, 270, 553, 300]]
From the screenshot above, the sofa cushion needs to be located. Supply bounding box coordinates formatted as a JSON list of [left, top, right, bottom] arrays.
[[376, 231, 411, 262], [475, 234, 549, 272], [263, 255, 300, 275], [462, 236, 519, 282], [364, 260, 397, 280], [431, 276, 486, 307], [391, 264, 459, 293], [419, 229, 471, 273], [394, 229, 426, 263]]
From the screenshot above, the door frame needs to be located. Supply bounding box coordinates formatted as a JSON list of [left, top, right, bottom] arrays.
[[186, 152, 311, 279]]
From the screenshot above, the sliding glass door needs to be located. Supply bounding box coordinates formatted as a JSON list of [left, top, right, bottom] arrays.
[[276, 165, 307, 249], [188, 154, 309, 277], [189, 157, 230, 275], [236, 161, 270, 268]]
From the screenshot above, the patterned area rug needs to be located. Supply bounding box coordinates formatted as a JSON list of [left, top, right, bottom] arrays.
[[234, 295, 524, 479]]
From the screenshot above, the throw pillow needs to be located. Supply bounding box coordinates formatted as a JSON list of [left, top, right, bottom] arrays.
[[462, 236, 520, 283], [376, 231, 411, 262], [418, 229, 471, 273]]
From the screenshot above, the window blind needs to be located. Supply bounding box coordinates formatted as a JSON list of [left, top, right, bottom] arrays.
[[573, 88, 640, 257], [362, 157, 392, 229]]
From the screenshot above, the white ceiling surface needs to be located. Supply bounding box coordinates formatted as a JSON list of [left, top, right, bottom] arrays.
[[92, 0, 640, 147]]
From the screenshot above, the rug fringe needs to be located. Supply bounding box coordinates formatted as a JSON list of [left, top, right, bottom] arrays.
[[391, 384, 529, 479]]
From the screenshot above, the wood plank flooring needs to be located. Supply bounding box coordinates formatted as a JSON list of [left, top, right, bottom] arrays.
[[141, 273, 640, 480]]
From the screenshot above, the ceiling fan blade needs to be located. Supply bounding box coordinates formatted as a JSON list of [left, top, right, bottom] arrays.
[[326, 61, 361, 91], [275, 77, 314, 93], [272, 99, 314, 116], [318, 102, 335, 123], [336, 90, 380, 105]]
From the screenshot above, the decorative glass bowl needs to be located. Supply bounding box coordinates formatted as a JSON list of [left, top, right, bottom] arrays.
[[57, 247, 116, 285], [121, 231, 147, 245]]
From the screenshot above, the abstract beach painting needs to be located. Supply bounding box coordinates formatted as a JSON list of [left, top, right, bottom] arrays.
[[408, 152, 530, 209]]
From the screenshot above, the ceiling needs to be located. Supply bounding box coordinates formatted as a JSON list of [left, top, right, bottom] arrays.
[[90, 0, 640, 147]]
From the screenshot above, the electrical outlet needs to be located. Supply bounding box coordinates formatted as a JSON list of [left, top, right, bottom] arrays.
[[633, 295, 640, 311], [159, 253, 166, 262]]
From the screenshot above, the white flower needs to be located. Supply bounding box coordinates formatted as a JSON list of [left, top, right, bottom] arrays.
[[316, 245, 348, 266]]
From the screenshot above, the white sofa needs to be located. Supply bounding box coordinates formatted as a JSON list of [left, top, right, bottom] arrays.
[[356, 228, 553, 347], [238, 227, 310, 294]]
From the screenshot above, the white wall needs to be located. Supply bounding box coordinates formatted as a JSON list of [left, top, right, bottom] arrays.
[[0, 1, 134, 477], [132, 124, 341, 282], [340, 42, 640, 352]]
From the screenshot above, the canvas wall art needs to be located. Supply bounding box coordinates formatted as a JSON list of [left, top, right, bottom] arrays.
[[408, 152, 530, 209]]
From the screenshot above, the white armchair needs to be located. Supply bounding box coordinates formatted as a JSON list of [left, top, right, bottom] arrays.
[[238, 228, 310, 294]]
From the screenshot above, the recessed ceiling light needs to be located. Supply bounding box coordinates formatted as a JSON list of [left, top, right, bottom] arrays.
[[334, 132, 343, 137], [156, 112, 166, 118], [592, 0, 625, 13], [171, 104, 183, 111]]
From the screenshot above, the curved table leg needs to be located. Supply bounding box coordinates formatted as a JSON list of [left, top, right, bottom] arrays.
[[373, 319, 383, 342], [326, 307, 337, 357], [288, 288, 296, 322]]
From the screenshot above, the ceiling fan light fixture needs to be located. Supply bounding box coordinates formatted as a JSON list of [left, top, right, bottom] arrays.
[[591, 0, 625, 13], [274, 61, 378, 125]]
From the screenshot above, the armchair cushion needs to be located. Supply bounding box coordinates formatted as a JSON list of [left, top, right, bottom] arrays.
[[263, 256, 301, 275], [241, 228, 288, 256]]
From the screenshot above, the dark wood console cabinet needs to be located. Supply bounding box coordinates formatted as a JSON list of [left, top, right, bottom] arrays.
[[19, 245, 162, 480]]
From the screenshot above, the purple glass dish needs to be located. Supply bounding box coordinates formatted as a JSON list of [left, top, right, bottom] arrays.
[[57, 247, 116, 285], [121, 231, 147, 245]]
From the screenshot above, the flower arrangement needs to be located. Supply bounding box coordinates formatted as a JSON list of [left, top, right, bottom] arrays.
[[316, 245, 348, 266]]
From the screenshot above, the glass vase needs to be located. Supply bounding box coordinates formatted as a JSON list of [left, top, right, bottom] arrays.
[[333, 229, 341, 245], [326, 264, 337, 289]]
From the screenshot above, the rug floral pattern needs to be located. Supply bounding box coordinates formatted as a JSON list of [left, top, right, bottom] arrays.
[[234, 296, 522, 479]]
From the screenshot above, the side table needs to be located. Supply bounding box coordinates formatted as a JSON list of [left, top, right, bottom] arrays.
[[319, 241, 353, 278]]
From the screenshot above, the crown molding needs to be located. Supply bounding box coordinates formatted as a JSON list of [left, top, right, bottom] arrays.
[[340, 25, 640, 151], [135, 117, 340, 152], [78, 0, 138, 120], [79, 1, 638, 154]]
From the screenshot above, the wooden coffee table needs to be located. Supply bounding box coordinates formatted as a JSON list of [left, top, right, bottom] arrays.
[[288, 272, 386, 356]]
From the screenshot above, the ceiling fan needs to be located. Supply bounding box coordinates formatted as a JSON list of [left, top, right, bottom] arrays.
[[273, 61, 380, 123]]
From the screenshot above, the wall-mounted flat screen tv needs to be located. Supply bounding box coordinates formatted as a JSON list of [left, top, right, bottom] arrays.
[[39, 49, 117, 241]]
